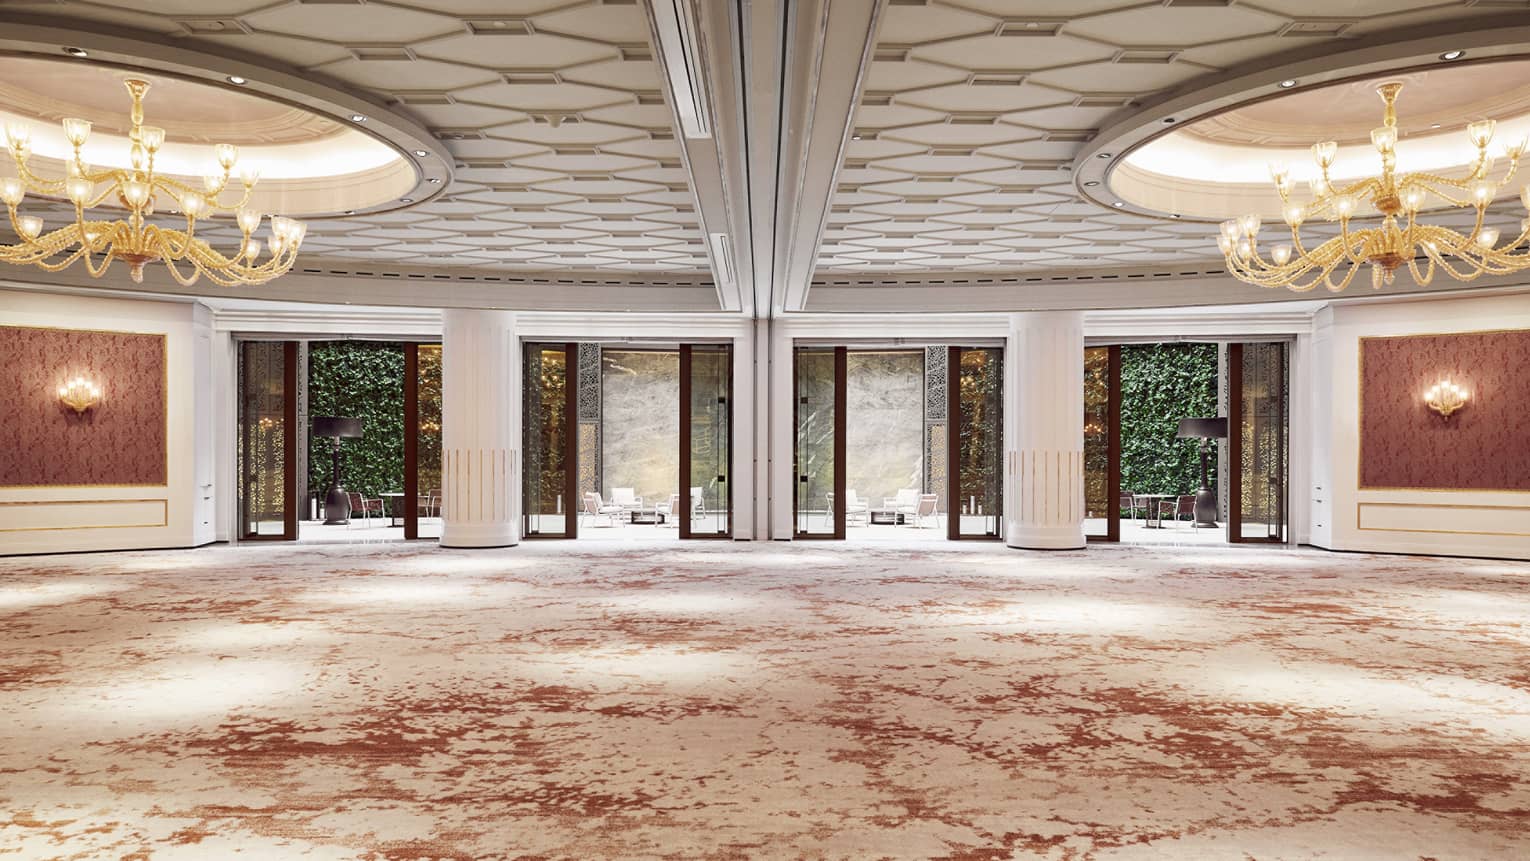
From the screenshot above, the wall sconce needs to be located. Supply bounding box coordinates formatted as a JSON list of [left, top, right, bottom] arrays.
[[57, 376, 102, 413], [1424, 379, 1468, 418]]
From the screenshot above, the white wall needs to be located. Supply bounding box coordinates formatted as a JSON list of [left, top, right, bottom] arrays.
[[0, 288, 214, 555], [1310, 293, 1530, 560]]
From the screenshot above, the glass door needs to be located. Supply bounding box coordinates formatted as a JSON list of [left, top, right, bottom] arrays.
[[948, 347, 1003, 539], [1229, 342, 1288, 543], [680, 344, 732, 538], [794, 346, 844, 538], [237, 340, 297, 540], [522, 342, 577, 538], [404, 343, 443, 540], [1084, 345, 1121, 541]]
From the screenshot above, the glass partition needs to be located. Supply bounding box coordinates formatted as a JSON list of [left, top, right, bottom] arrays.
[[794, 346, 843, 537], [949, 347, 1003, 539], [681, 344, 732, 538], [1231, 342, 1287, 542], [523, 342, 576, 538], [411, 344, 443, 539], [238, 340, 295, 540], [1083, 346, 1119, 541]]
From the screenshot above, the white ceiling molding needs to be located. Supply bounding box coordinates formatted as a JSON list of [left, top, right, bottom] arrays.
[[645, 0, 751, 313], [774, 0, 884, 313]]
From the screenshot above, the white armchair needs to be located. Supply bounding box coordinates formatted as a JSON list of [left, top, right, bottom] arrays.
[[884, 488, 920, 512], [609, 487, 643, 512], [844, 489, 870, 526], [656, 492, 681, 527], [690, 486, 705, 520], [902, 493, 939, 528], [582, 492, 625, 527]]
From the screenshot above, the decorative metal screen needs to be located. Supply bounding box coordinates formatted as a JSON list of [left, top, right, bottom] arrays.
[[923, 345, 948, 498], [577, 343, 601, 498]]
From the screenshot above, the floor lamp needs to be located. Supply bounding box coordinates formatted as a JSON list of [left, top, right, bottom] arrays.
[[313, 416, 363, 524], [1176, 417, 1227, 528]]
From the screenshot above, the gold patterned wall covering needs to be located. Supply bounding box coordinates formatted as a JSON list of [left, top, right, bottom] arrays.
[[0, 326, 167, 487]]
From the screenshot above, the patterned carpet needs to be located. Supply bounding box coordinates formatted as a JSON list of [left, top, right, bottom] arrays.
[[1, 540, 1528, 859]]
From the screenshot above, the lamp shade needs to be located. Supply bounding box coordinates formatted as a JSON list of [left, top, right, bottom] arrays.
[[1176, 417, 1228, 439], [313, 416, 363, 438]]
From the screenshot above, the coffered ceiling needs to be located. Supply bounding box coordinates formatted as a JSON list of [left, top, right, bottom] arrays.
[[815, 0, 1529, 276], [1, 0, 711, 275]]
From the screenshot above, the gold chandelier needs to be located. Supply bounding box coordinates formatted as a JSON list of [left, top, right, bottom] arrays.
[[1, 78, 306, 286], [1217, 81, 1530, 291]]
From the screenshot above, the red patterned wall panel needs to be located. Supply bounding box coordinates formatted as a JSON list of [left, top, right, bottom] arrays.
[[0, 326, 168, 487], [1359, 330, 1530, 491]]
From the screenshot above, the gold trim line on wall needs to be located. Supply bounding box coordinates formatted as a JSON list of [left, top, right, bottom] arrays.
[[0, 497, 169, 532], [1355, 500, 1530, 538]]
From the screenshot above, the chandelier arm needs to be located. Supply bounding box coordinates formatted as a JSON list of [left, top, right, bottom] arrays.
[[1406, 254, 1435, 287], [81, 242, 117, 279], [14, 159, 67, 192], [1410, 179, 1472, 208], [160, 256, 204, 288], [1325, 258, 1363, 293], [1337, 219, 1368, 265]]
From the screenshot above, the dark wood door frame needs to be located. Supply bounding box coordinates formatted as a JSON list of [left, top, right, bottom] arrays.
[[1087, 345, 1122, 543], [240, 340, 298, 542], [521, 342, 580, 539], [1227, 342, 1287, 544], [792, 346, 846, 539], [947, 346, 1005, 541], [403, 343, 420, 540], [679, 344, 733, 540]]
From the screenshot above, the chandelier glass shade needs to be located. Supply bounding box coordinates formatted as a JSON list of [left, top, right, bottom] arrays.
[[1216, 81, 1530, 292], [1, 78, 306, 286]]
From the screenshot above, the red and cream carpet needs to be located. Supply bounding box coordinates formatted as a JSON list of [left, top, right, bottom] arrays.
[[1, 540, 1528, 859]]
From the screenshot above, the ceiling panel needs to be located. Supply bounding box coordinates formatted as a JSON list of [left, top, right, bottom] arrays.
[[1, 0, 707, 275], [818, 0, 1522, 275]]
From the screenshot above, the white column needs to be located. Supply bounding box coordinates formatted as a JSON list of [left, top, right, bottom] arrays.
[[441, 309, 517, 548], [1006, 311, 1086, 550]]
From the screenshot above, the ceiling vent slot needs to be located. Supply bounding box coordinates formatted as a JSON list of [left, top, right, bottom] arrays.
[[929, 145, 975, 156], [1074, 93, 1135, 107], [1162, 0, 1231, 6], [1279, 19, 1355, 36], [1113, 49, 1178, 64], [432, 127, 484, 141], [971, 72, 1026, 86], [657, 159, 683, 169], [949, 112, 1000, 125], [635, 91, 666, 105], [297, 0, 366, 4], [852, 129, 878, 141], [874, 45, 912, 62], [464, 17, 534, 35], [836, 183, 860, 194], [997, 19, 1065, 36], [531, 113, 581, 126], [176, 18, 252, 34], [843, 158, 871, 169], [861, 91, 895, 106], [392, 90, 456, 105], [650, 130, 675, 141], [618, 43, 653, 61], [1044, 129, 1096, 142], [888, 0, 928, 5], [995, 184, 1042, 193], [585, 195, 626, 203], [1019, 159, 1071, 171], [350, 45, 417, 61], [503, 72, 561, 85], [554, 145, 599, 155]]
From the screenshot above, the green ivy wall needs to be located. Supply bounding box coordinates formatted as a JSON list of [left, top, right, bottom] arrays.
[[1119, 344, 1219, 498], [308, 342, 406, 500]]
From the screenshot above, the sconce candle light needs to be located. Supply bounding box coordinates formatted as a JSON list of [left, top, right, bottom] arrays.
[[57, 376, 102, 413], [1424, 379, 1469, 418]]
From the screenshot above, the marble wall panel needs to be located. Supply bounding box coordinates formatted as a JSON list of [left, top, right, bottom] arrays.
[[847, 351, 924, 507], [601, 350, 678, 505]]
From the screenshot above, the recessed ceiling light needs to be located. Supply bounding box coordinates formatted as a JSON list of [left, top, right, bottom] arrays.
[[1171, 213, 1181, 219], [1162, 117, 1176, 124], [227, 75, 247, 85], [1441, 50, 1466, 61], [345, 210, 356, 215], [1097, 152, 1112, 159], [426, 177, 441, 183], [1083, 180, 1099, 187], [350, 113, 367, 123], [400, 197, 413, 203], [1430, 123, 1442, 129], [1112, 201, 1124, 208], [63, 47, 87, 58], [413, 149, 428, 157], [1279, 79, 1297, 89], [851, 134, 862, 141]]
